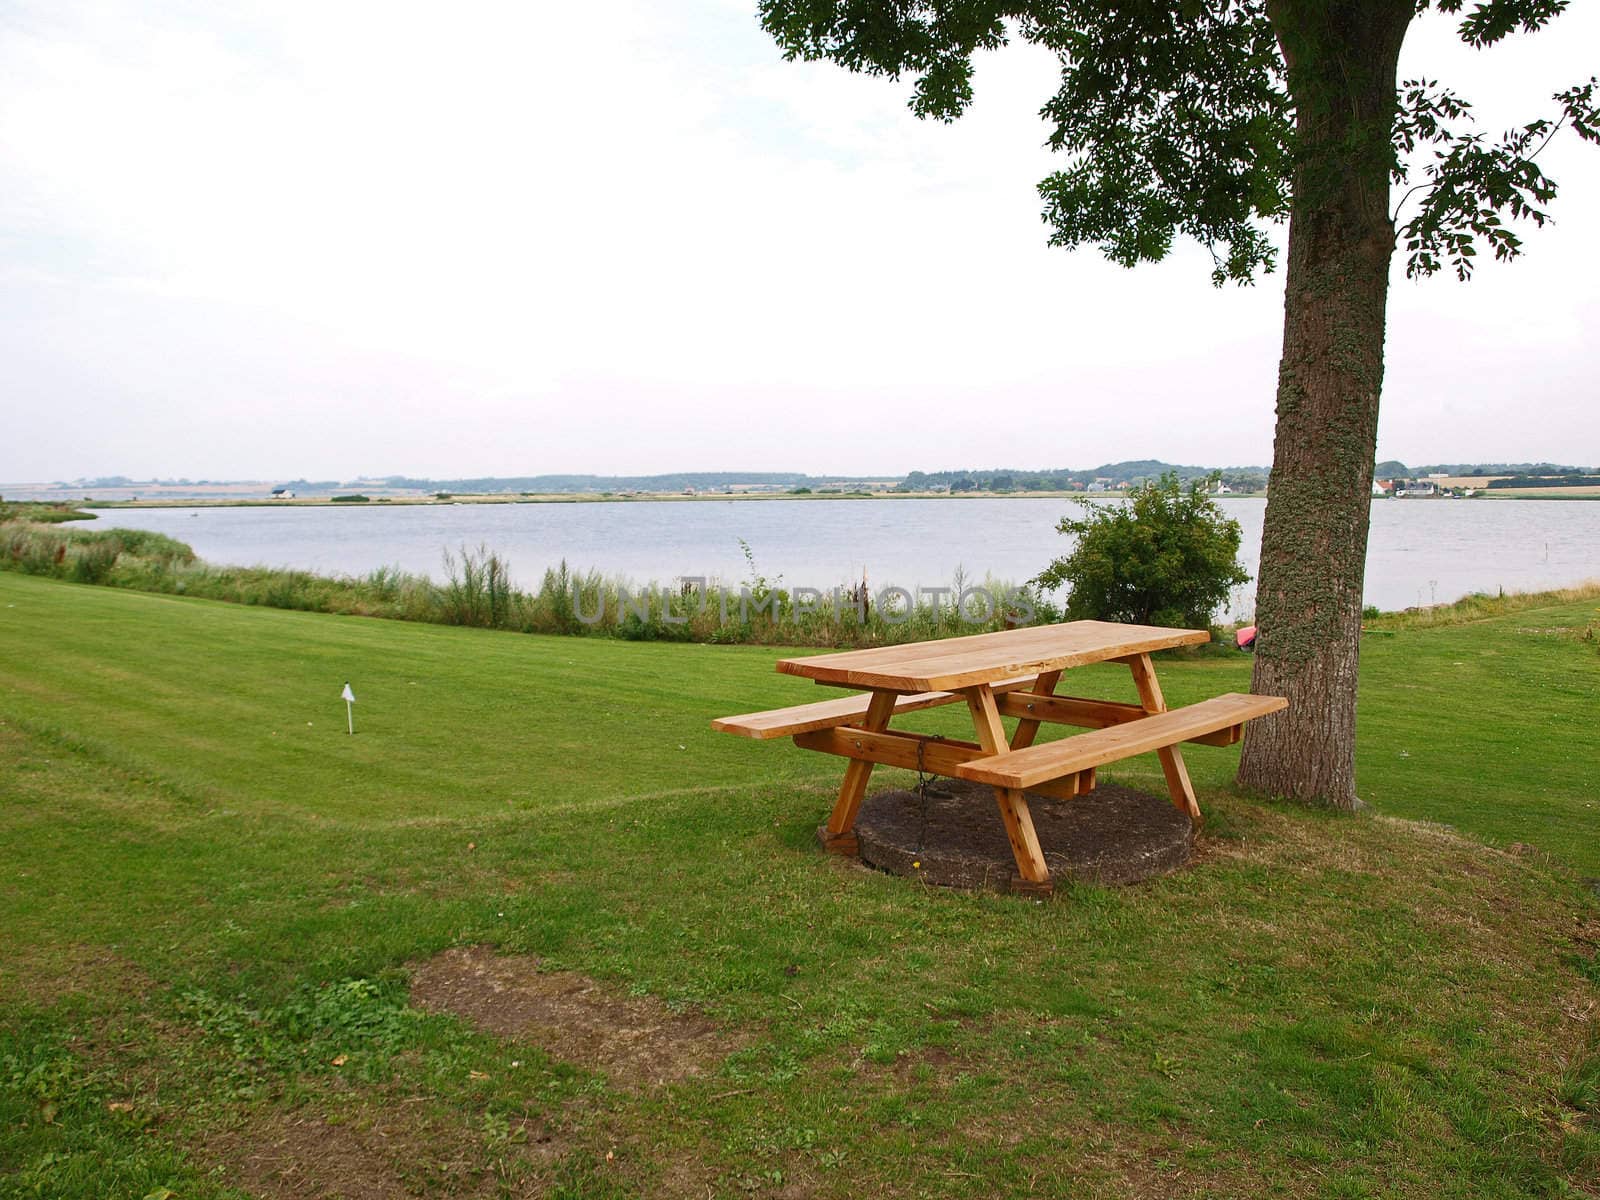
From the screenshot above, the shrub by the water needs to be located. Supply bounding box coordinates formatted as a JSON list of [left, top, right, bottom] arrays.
[[0, 501, 95, 525], [68, 540, 121, 584], [4, 520, 196, 586], [1034, 472, 1249, 630]]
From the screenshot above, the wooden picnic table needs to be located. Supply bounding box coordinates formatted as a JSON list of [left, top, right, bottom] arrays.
[[713, 620, 1286, 892]]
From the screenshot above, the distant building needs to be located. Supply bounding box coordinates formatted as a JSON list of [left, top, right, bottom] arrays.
[[269, 487, 295, 499], [1396, 480, 1437, 497]]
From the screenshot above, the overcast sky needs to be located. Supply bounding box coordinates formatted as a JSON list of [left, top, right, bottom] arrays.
[[2, 0, 1596, 482]]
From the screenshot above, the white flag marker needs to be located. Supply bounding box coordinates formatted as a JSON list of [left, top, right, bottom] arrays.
[[341, 681, 356, 734]]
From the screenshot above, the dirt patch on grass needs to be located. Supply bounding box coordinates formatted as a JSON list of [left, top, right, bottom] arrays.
[[946, 1111, 1291, 1200], [0, 944, 156, 1008], [410, 945, 742, 1089], [207, 1092, 561, 1200]]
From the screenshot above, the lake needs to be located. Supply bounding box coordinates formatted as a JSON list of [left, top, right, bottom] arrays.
[[84, 497, 1600, 616]]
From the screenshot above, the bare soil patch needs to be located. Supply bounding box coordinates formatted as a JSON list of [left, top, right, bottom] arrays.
[[206, 1092, 561, 1200], [410, 945, 741, 1088], [0, 944, 156, 1008]]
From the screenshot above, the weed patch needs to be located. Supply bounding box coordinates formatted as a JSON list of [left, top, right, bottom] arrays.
[[174, 976, 424, 1086]]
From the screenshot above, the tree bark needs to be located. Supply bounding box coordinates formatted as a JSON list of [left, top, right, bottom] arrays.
[[1236, 0, 1414, 808]]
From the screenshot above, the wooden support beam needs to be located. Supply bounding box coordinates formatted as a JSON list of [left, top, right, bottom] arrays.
[[965, 686, 1008, 756], [966, 686, 1051, 885], [794, 727, 982, 776], [1027, 773, 1084, 802], [820, 689, 896, 854], [1127, 653, 1201, 823], [793, 726, 1084, 801], [1008, 669, 1061, 750], [996, 787, 1051, 888], [996, 691, 1241, 746]]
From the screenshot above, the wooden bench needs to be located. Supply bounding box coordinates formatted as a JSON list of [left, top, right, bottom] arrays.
[[711, 677, 1033, 740], [955, 692, 1287, 789]]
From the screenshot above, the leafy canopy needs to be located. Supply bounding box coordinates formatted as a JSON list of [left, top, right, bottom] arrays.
[[759, 0, 1599, 283], [1034, 473, 1250, 630]]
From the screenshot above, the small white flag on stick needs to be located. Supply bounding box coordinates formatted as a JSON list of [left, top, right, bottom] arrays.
[[341, 682, 356, 734]]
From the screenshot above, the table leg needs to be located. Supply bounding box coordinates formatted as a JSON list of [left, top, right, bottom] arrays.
[[1127, 653, 1202, 822], [966, 687, 1050, 887], [819, 689, 898, 855], [1009, 669, 1062, 750]]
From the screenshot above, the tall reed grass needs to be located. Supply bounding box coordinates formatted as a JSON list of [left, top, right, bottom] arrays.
[[1362, 581, 1600, 630], [0, 521, 1058, 647]]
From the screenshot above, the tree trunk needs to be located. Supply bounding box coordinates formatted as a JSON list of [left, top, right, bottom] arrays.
[[1236, 1, 1414, 808]]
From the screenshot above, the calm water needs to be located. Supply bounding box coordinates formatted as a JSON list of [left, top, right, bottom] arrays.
[[86, 497, 1600, 616]]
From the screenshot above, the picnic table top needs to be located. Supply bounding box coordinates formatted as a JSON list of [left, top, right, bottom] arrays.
[[776, 620, 1210, 693]]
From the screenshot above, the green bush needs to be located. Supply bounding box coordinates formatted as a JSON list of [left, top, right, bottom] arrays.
[[106, 528, 194, 564], [0, 501, 93, 524], [11, 531, 66, 575], [1034, 473, 1249, 629], [330, 494, 370, 503], [68, 540, 121, 584]]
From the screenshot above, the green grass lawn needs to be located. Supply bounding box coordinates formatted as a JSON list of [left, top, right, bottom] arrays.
[[1, 571, 1596, 1198]]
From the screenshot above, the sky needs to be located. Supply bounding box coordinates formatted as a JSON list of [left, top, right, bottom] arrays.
[[1, 0, 1596, 482]]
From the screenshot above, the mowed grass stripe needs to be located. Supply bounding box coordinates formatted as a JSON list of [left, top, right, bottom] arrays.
[[1, 573, 844, 822], [4, 571, 1596, 868]]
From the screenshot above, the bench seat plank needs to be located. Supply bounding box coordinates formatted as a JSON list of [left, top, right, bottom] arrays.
[[712, 677, 1034, 740], [954, 693, 1287, 789], [713, 690, 960, 740]]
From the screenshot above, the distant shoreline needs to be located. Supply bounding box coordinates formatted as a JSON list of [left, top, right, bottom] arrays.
[[8, 485, 1600, 511], [51, 488, 1600, 509], [52, 490, 1254, 509]]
